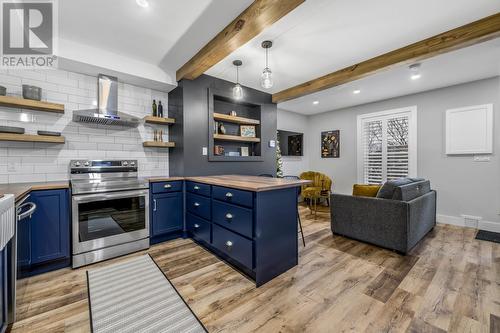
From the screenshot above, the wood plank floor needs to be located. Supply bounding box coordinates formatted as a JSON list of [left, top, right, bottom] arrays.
[[10, 205, 500, 333]]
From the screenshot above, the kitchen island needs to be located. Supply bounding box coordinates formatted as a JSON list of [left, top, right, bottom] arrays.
[[2, 175, 310, 287], [182, 175, 310, 286]]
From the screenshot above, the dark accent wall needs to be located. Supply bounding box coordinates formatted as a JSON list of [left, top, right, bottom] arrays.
[[168, 75, 277, 176]]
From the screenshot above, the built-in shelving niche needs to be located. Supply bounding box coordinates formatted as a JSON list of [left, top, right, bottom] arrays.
[[208, 89, 263, 162]]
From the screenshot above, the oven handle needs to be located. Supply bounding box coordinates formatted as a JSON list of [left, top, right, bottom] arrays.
[[72, 189, 149, 203]]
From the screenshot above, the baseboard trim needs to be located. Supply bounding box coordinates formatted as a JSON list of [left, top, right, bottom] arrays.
[[437, 214, 500, 233]]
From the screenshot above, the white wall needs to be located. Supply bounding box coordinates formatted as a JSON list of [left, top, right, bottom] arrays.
[[0, 69, 169, 183], [277, 109, 310, 177], [305, 77, 500, 229]]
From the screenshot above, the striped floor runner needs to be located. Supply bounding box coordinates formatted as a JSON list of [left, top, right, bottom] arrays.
[[87, 254, 206, 333]]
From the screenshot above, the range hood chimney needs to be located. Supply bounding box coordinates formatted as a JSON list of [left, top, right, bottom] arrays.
[[72, 74, 141, 127]]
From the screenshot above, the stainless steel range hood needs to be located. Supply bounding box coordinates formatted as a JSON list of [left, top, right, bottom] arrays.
[[73, 74, 141, 127]]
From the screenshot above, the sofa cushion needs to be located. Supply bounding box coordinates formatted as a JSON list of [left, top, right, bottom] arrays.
[[376, 178, 425, 199], [352, 184, 381, 197], [392, 180, 431, 201]]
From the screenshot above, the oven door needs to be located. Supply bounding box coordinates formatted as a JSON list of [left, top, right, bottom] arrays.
[[72, 189, 149, 255]]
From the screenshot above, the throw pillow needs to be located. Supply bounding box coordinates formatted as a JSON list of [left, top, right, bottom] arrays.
[[352, 184, 381, 197]]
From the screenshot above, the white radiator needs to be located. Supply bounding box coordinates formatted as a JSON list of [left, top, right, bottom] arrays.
[[0, 194, 15, 251]]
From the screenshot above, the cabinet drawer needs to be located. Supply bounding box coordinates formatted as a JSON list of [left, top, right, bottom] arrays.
[[212, 201, 252, 238], [212, 186, 253, 208], [186, 181, 211, 197], [151, 181, 183, 194], [187, 213, 211, 244], [186, 193, 211, 220], [212, 224, 253, 269]]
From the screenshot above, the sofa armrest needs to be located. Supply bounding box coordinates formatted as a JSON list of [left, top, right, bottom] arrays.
[[406, 190, 437, 251], [331, 194, 409, 252]]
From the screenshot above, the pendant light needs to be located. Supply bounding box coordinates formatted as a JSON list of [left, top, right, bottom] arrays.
[[232, 60, 243, 100], [260, 40, 273, 89]]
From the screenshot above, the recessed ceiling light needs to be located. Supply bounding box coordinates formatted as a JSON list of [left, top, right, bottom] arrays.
[[353, 89, 361, 94], [411, 73, 421, 80], [136, 0, 149, 8], [313, 101, 319, 105]]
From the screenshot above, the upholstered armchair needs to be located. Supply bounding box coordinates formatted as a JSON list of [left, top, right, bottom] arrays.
[[299, 171, 333, 217]]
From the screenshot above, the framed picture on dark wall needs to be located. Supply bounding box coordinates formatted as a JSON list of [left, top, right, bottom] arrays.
[[321, 130, 340, 158]]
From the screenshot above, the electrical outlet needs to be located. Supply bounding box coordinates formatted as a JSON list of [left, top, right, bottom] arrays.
[[473, 155, 491, 162]]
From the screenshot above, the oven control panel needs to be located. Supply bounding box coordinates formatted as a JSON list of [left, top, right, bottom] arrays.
[[70, 160, 138, 172]]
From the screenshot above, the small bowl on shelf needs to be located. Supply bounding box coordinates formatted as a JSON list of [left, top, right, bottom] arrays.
[[22, 85, 42, 101]]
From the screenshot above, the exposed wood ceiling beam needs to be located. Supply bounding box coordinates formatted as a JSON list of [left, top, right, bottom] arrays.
[[273, 13, 500, 103], [176, 0, 305, 81]]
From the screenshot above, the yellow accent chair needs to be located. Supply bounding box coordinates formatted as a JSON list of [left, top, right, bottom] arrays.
[[299, 171, 333, 217]]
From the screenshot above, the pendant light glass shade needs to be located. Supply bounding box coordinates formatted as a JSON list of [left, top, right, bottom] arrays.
[[232, 60, 243, 100], [232, 83, 243, 100], [261, 67, 273, 89], [260, 40, 273, 89]]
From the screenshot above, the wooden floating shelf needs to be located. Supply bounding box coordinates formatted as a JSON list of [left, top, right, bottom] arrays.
[[214, 134, 261, 143], [213, 113, 260, 125], [143, 116, 175, 125], [0, 96, 65, 113], [0, 133, 65, 144], [143, 141, 175, 148]]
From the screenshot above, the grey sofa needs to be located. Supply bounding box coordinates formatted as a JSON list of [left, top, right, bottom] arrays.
[[330, 180, 436, 254]]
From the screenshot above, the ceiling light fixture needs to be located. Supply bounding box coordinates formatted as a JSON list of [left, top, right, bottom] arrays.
[[353, 89, 361, 94], [136, 0, 149, 8], [409, 63, 421, 80], [260, 40, 273, 89], [313, 101, 319, 105], [232, 60, 243, 100]]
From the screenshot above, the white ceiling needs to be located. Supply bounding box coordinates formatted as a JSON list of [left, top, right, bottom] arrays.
[[59, 0, 252, 72], [280, 39, 500, 115], [206, 0, 500, 101]]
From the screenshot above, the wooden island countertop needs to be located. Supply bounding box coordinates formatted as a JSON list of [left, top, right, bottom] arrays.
[[184, 175, 310, 192], [0, 175, 310, 202]]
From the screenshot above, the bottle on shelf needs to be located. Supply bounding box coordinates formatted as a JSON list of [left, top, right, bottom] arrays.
[[152, 100, 157, 117], [158, 101, 163, 118]]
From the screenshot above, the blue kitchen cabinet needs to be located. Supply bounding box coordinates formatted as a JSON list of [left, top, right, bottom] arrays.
[[17, 189, 70, 278], [150, 182, 183, 244]]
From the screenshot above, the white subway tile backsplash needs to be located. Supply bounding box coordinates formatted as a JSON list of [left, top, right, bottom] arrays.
[[46, 75, 78, 88], [88, 135, 115, 143], [0, 68, 169, 184], [8, 174, 46, 183]]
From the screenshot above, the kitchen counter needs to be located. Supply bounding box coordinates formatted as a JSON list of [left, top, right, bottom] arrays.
[[0, 175, 308, 202], [0, 181, 69, 202], [184, 175, 311, 192], [148, 177, 184, 182]]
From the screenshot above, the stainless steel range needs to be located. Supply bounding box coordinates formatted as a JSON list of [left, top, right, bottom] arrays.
[[70, 160, 149, 268]]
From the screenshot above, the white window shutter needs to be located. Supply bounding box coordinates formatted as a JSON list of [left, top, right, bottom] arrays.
[[357, 107, 417, 184]]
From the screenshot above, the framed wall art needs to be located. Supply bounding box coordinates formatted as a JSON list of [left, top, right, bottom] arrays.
[[321, 130, 340, 158]]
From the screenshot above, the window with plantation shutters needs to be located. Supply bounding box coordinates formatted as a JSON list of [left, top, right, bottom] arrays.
[[357, 107, 417, 184]]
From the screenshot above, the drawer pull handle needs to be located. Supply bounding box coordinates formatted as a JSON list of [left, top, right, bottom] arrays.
[[225, 241, 233, 247], [225, 192, 233, 198], [164, 184, 172, 189], [194, 202, 200, 207], [194, 224, 200, 229], [193, 186, 200, 190], [225, 213, 233, 220]]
